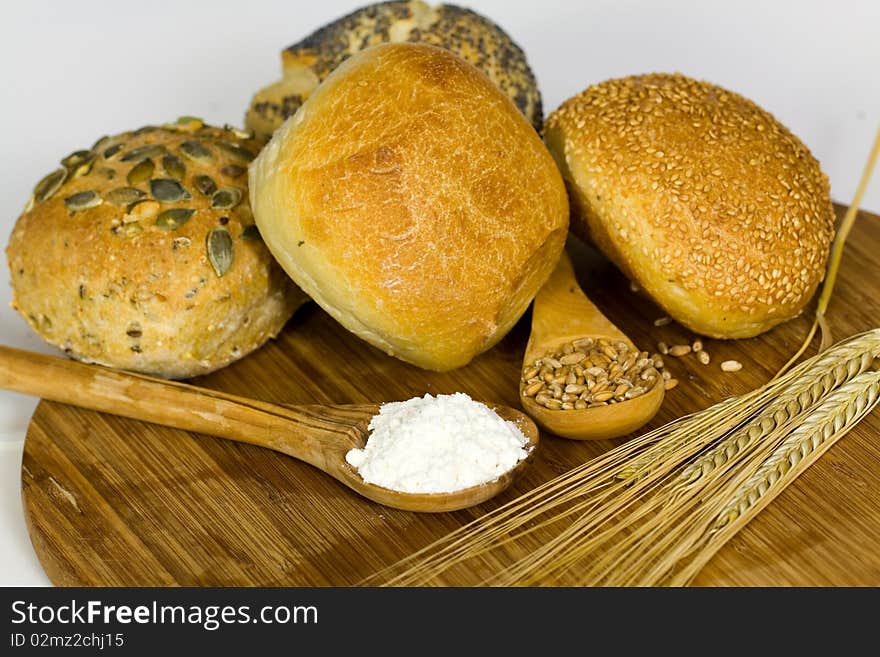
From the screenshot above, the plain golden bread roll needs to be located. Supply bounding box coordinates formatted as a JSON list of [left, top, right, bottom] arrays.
[[545, 73, 835, 339], [246, 0, 542, 140], [7, 119, 308, 378], [250, 43, 569, 371]]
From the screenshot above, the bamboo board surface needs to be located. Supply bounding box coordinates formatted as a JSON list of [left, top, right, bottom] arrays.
[[21, 205, 880, 586]]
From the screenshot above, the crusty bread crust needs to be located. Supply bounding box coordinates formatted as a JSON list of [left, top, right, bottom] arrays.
[[246, 0, 543, 140], [545, 73, 835, 339], [250, 43, 568, 370], [7, 121, 308, 378]]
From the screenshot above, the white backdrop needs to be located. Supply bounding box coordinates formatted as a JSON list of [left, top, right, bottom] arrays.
[[0, 0, 878, 585]]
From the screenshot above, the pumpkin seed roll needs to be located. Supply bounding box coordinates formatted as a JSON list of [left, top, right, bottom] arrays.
[[6, 118, 308, 378], [245, 0, 543, 140]]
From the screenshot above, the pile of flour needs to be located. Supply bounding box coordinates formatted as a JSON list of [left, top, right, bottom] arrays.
[[345, 393, 530, 494]]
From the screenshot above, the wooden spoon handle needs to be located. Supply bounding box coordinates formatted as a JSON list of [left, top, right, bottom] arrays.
[[0, 345, 363, 472], [530, 250, 629, 347]]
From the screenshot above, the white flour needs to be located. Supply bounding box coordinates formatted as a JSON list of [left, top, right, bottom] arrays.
[[345, 393, 530, 494]]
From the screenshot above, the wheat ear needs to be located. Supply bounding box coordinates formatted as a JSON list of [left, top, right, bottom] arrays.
[[714, 370, 880, 529], [675, 329, 880, 487], [667, 370, 880, 585]]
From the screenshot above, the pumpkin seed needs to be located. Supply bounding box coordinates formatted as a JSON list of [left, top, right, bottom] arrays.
[[207, 227, 234, 277], [220, 164, 246, 178], [162, 154, 186, 179], [215, 141, 254, 161], [180, 140, 213, 162], [91, 135, 110, 151], [61, 150, 92, 169], [64, 190, 102, 212], [173, 116, 204, 132], [240, 224, 261, 241], [103, 143, 124, 159], [68, 154, 95, 178], [211, 187, 242, 209], [127, 158, 155, 185], [121, 144, 166, 162], [106, 187, 146, 206], [125, 199, 160, 222], [150, 178, 191, 202], [33, 169, 67, 203], [155, 208, 195, 230], [133, 125, 159, 136], [193, 174, 217, 196]]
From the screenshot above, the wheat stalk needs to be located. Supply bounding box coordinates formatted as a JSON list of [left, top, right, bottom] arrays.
[[666, 370, 880, 585], [619, 329, 880, 485], [371, 330, 880, 587], [674, 330, 880, 487], [775, 126, 880, 375], [714, 371, 880, 529]]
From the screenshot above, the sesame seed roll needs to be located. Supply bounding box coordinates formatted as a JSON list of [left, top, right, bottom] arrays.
[[544, 73, 835, 339]]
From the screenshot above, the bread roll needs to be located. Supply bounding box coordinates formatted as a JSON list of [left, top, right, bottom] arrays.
[[544, 74, 835, 339], [7, 119, 308, 378], [250, 43, 568, 371], [246, 0, 542, 140]]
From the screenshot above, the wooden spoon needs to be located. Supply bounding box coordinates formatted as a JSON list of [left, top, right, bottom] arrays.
[[0, 345, 538, 513], [521, 250, 665, 440]]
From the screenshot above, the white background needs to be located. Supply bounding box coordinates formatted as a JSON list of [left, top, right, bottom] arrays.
[[0, 0, 878, 585]]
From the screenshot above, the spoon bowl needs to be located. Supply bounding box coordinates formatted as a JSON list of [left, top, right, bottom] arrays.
[[521, 250, 665, 440], [325, 404, 539, 512], [0, 345, 538, 513]]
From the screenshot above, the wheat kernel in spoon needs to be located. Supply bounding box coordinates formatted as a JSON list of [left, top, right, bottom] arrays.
[[721, 360, 743, 372], [522, 366, 539, 380], [560, 352, 587, 365], [592, 391, 614, 403], [625, 387, 646, 400], [524, 381, 544, 396]]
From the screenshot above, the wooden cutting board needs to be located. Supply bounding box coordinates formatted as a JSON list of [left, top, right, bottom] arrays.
[[21, 205, 880, 586]]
